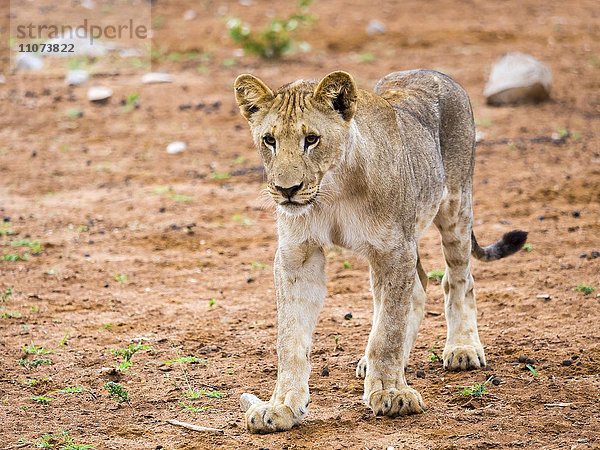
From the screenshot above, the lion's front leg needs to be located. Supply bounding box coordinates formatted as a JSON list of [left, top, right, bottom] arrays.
[[363, 247, 425, 417], [242, 243, 326, 434]]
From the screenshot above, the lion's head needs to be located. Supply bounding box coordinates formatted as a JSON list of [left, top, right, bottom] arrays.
[[234, 71, 358, 215]]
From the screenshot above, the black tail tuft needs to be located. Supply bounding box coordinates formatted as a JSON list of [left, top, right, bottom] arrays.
[[472, 230, 528, 262]]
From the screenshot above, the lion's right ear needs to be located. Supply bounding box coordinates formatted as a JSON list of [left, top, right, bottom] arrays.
[[233, 74, 274, 121]]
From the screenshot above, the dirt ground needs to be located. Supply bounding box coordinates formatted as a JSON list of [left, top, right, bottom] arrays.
[[1, 0, 599, 449]]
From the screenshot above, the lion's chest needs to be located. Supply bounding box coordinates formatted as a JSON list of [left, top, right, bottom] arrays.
[[305, 201, 388, 254]]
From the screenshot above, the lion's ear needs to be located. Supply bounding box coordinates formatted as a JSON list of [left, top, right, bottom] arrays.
[[314, 71, 357, 121], [234, 74, 274, 121]]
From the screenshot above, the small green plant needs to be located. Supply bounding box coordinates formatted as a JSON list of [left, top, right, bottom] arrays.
[[18, 358, 52, 368], [32, 430, 95, 449], [251, 261, 266, 270], [342, 260, 352, 269], [55, 386, 83, 394], [59, 332, 70, 347], [66, 108, 83, 118], [460, 377, 492, 397], [526, 364, 539, 377], [23, 344, 52, 355], [427, 269, 445, 282], [209, 171, 231, 180], [183, 388, 226, 399], [227, 0, 314, 59], [0, 223, 14, 236], [104, 381, 129, 403], [556, 127, 570, 139], [11, 239, 43, 254], [111, 343, 151, 371], [357, 52, 376, 63], [1, 311, 21, 319], [123, 93, 140, 112], [178, 401, 211, 413], [1, 286, 13, 302], [575, 284, 595, 296], [2, 253, 29, 262], [232, 214, 253, 226], [208, 298, 216, 308], [475, 117, 493, 127], [31, 395, 54, 404], [113, 273, 128, 284], [428, 346, 442, 362], [163, 355, 206, 365], [522, 243, 533, 252]]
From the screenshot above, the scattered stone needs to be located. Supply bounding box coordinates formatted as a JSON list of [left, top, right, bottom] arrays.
[[561, 359, 573, 366], [491, 377, 502, 386], [366, 19, 387, 35], [246, 277, 255, 284], [320, 366, 330, 377], [536, 293, 551, 301], [518, 355, 535, 365], [159, 207, 166, 213], [344, 312, 353, 320], [15, 53, 44, 71], [579, 252, 588, 259], [183, 9, 197, 20], [166, 141, 187, 155], [142, 72, 174, 84], [81, 0, 95, 9], [571, 210, 580, 218], [591, 251, 600, 259], [87, 86, 113, 103], [179, 103, 193, 111], [415, 370, 425, 379], [484, 52, 552, 106], [65, 69, 89, 86], [475, 129, 486, 143], [3, 216, 10, 222]]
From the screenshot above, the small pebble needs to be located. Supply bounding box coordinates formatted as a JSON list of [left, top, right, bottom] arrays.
[[65, 69, 89, 86], [159, 207, 166, 213], [518, 355, 535, 365], [3, 216, 10, 222], [571, 210, 580, 218], [366, 19, 387, 35], [183, 9, 197, 20], [320, 366, 330, 377], [87, 86, 113, 103], [344, 312, 353, 320], [571, 355, 579, 360], [561, 359, 573, 366], [166, 141, 187, 155], [415, 370, 425, 379], [142, 72, 174, 84], [246, 277, 255, 284]]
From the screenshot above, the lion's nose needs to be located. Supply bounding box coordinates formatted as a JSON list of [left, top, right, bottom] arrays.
[[275, 182, 303, 199]]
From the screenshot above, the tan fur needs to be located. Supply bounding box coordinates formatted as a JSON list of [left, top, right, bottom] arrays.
[[234, 70, 493, 433]]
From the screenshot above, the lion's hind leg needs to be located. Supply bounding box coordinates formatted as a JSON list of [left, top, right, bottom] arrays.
[[434, 189, 486, 371]]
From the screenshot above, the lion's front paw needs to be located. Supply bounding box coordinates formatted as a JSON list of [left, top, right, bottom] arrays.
[[367, 386, 425, 417], [356, 356, 367, 379], [443, 344, 486, 371], [242, 391, 308, 434]]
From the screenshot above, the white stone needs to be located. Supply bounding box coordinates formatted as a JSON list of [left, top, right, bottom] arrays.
[[475, 129, 486, 143], [183, 9, 197, 20], [87, 86, 113, 102], [484, 52, 552, 105], [81, 0, 95, 9], [166, 141, 187, 154], [65, 69, 89, 86], [142, 72, 173, 84], [367, 19, 387, 35], [15, 53, 44, 71]]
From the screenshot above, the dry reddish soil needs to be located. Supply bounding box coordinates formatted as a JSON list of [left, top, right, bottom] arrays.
[[1, 1, 599, 449]]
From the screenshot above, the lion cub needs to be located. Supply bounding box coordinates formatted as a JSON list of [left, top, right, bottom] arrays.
[[234, 70, 527, 433]]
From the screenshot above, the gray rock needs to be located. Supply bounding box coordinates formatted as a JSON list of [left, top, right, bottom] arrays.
[[484, 52, 552, 106], [87, 86, 113, 102], [65, 69, 89, 86], [15, 53, 44, 71], [366, 19, 387, 35]]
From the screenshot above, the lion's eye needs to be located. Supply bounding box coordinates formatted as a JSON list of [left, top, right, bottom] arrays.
[[263, 134, 276, 148], [304, 134, 320, 150]]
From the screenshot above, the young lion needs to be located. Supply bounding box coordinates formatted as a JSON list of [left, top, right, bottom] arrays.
[[233, 70, 527, 433]]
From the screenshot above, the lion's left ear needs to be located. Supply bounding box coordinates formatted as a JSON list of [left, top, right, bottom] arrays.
[[234, 74, 274, 121], [313, 71, 357, 121]]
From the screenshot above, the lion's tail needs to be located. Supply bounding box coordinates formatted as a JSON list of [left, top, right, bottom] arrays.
[[471, 230, 528, 262]]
